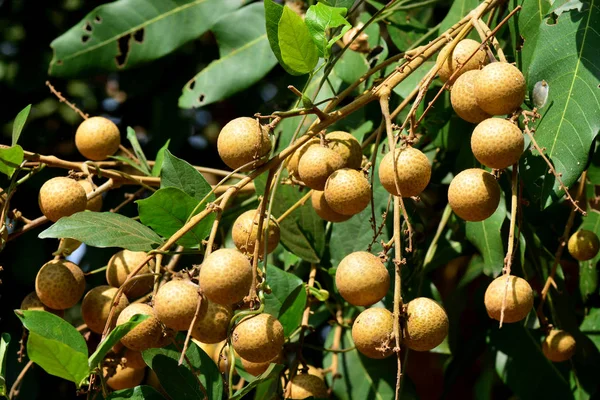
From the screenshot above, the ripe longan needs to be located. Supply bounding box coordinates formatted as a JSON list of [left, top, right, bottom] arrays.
[[116, 303, 165, 351], [241, 353, 281, 376], [324, 169, 371, 216], [379, 147, 431, 197], [232, 210, 280, 255], [471, 118, 524, 169], [123, 348, 147, 369], [75, 116, 121, 161], [352, 307, 393, 359], [104, 364, 145, 391], [542, 329, 576, 362], [232, 313, 284, 363], [217, 117, 271, 171], [326, 131, 363, 169], [568, 230, 600, 261], [199, 248, 252, 305], [450, 70, 491, 123], [298, 146, 345, 190], [78, 180, 102, 212], [35, 259, 85, 310], [288, 373, 329, 399], [437, 39, 487, 84], [474, 62, 526, 116], [484, 275, 533, 323], [21, 291, 64, 317], [403, 297, 449, 352], [81, 285, 129, 334], [154, 279, 205, 331], [287, 139, 319, 179], [336, 251, 389, 306], [106, 250, 156, 299], [191, 301, 233, 344], [38, 177, 87, 222], [448, 168, 500, 222], [311, 190, 351, 223]]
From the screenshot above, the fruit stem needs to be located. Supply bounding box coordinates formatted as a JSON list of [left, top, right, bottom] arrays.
[[499, 164, 519, 328], [471, 17, 507, 63], [178, 294, 204, 366], [392, 196, 404, 400], [46, 81, 89, 120]]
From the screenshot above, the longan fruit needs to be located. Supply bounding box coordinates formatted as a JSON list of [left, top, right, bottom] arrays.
[[471, 118, 524, 169], [75, 116, 121, 161], [542, 329, 576, 362], [437, 39, 487, 84], [484, 275, 533, 323], [298, 146, 345, 190], [106, 250, 156, 299], [403, 297, 449, 352], [241, 352, 280, 376], [217, 117, 271, 171], [448, 168, 500, 222], [474, 62, 526, 116], [336, 251, 390, 306], [81, 285, 129, 334], [20, 291, 64, 318], [288, 373, 329, 399], [450, 70, 491, 123], [35, 259, 85, 310], [116, 303, 165, 351], [153, 279, 206, 331], [38, 177, 87, 222], [352, 307, 394, 359], [104, 364, 145, 391], [326, 131, 363, 170], [78, 180, 102, 212], [232, 210, 280, 256], [379, 147, 431, 197], [199, 248, 253, 305], [324, 169, 371, 216], [311, 190, 352, 223], [287, 139, 319, 179], [232, 313, 284, 363], [191, 301, 233, 344], [123, 348, 147, 369], [568, 230, 600, 261]]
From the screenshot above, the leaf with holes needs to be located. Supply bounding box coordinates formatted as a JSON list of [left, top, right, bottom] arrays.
[[49, 0, 243, 77], [509, 0, 552, 72]]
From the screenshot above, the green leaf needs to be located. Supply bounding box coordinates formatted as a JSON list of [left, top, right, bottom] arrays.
[[581, 308, 600, 352], [107, 385, 166, 400], [0, 333, 10, 397], [17, 311, 87, 355], [264, 0, 288, 72], [386, 11, 429, 51], [39, 211, 163, 251], [137, 187, 214, 248], [179, 3, 278, 108], [48, 0, 243, 77], [438, 0, 479, 34], [126, 127, 151, 175], [12, 104, 31, 146], [522, 3, 600, 207], [110, 155, 150, 175], [278, 284, 307, 337], [577, 209, 600, 300], [278, 5, 319, 75], [230, 364, 285, 400], [264, 264, 303, 317], [511, 0, 552, 72], [305, 3, 350, 57], [151, 139, 171, 177], [0, 145, 24, 178], [320, 0, 355, 8], [161, 150, 215, 202]]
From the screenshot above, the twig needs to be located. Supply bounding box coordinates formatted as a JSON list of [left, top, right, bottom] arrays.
[[109, 188, 145, 213], [499, 165, 519, 327], [8, 360, 34, 399], [471, 17, 507, 62], [276, 190, 313, 224], [46, 81, 89, 120], [178, 294, 204, 365]]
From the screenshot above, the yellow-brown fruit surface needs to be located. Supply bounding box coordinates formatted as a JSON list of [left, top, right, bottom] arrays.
[[35, 259, 85, 310], [542, 329, 576, 362], [75, 116, 121, 161], [336, 251, 389, 306], [484, 275, 533, 323], [78, 180, 103, 212], [568, 230, 600, 261], [324, 169, 371, 216], [450, 70, 491, 123], [474, 62, 526, 115], [191, 301, 233, 344], [106, 250, 156, 299], [298, 146, 345, 190], [287, 139, 319, 178], [403, 297, 449, 352], [81, 285, 129, 334], [437, 39, 486, 83], [20, 291, 64, 317], [104, 364, 145, 391], [326, 131, 363, 169], [123, 348, 147, 369], [448, 168, 500, 222], [154, 279, 205, 331], [232, 210, 281, 255], [378, 147, 431, 197], [352, 307, 394, 359], [311, 190, 352, 223], [116, 303, 165, 351], [232, 313, 284, 363], [241, 353, 280, 376], [288, 373, 329, 399], [471, 118, 524, 169], [217, 117, 271, 171], [199, 248, 252, 305], [38, 177, 87, 222]]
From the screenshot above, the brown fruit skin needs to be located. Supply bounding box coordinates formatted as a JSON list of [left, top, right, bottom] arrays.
[[542, 329, 576, 362], [154, 279, 205, 331], [38, 177, 87, 222], [232, 210, 281, 256], [191, 301, 233, 344], [104, 364, 145, 391], [21, 291, 64, 318], [199, 248, 253, 305], [232, 313, 285, 363], [116, 303, 165, 351], [298, 146, 345, 190], [379, 147, 431, 197], [471, 118, 524, 169], [35, 259, 85, 310], [324, 169, 371, 216], [311, 190, 352, 223], [352, 307, 394, 359], [75, 117, 121, 161], [287, 139, 319, 179], [123, 348, 147, 369], [484, 275, 534, 323], [448, 168, 500, 222], [81, 285, 129, 334], [403, 298, 449, 352], [568, 230, 600, 261], [241, 352, 281, 376], [336, 252, 390, 306], [326, 131, 363, 169], [78, 180, 103, 212], [437, 39, 487, 84], [106, 250, 156, 299], [474, 62, 526, 116], [217, 117, 271, 171], [450, 70, 491, 123], [288, 373, 329, 399]]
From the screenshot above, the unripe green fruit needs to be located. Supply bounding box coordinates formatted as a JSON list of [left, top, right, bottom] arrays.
[[288, 373, 329, 399], [123, 348, 147, 369], [117, 303, 165, 351], [450, 70, 491, 123], [378, 147, 431, 197], [217, 117, 271, 171], [484, 275, 533, 323], [81, 285, 129, 334], [199, 248, 252, 305], [471, 118, 524, 169], [21, 291, 64, 317], [336, 251, 389, 306], [78, 180, 103, 212], [232, 313, 284, 363], [38, 177, 87, 222], [568, 230, 600, 261], [542, 329, 576, 362], [474, 62, 526, 115], [352, 307, 393, 359], [154, 279, 205, 331], [35, 259, 85, 310], [106, 250, 156, 299], [311, 190, 351, 223], [324, 169, 371, 216], [104, 364, 145, 391], [232, 210, 280, 256], [403, 297, 449, 352], [191, 301, 233, 344], [298, 146, 345, 190], [437, 39, 487, 84], [326, 131, 363, 169], [75, 116, 121, 161], [448, 168, 500, 222]]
